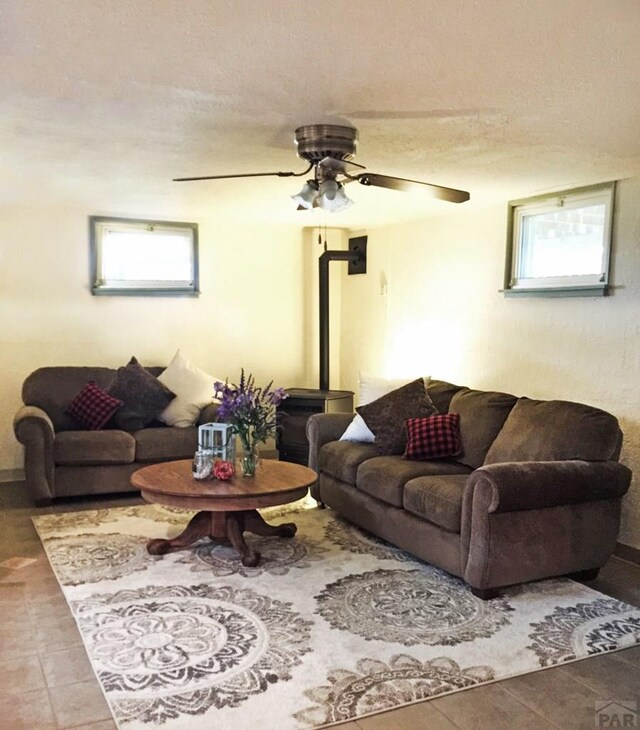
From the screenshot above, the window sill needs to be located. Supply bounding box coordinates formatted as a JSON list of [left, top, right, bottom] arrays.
[[502, 285, 608, 299], [91, 288, 200, 297]]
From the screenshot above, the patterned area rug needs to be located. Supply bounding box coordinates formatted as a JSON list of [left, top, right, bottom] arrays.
[[33, 505, 640, 729]]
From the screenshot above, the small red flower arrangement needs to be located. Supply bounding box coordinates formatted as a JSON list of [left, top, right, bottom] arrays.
[[213, 459, 235, 481]]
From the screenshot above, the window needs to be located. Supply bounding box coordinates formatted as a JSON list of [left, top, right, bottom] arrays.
[[90, 216, 199, 296], [505, 182, 615, 297]]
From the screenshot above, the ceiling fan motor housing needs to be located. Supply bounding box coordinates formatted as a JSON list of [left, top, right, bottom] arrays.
[[294, 125, 358, 163]]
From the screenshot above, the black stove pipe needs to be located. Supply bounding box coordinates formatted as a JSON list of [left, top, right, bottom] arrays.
[[319, 249, 363, 391]]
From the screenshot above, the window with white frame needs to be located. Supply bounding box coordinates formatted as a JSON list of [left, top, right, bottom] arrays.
[[90, 217, 199, 296], [505, 182, 615, 296]]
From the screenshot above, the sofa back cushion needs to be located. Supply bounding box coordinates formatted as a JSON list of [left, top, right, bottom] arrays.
[[484, 397, 622, 464], [426, 379, 466, 414], [449, 388, 518, 469]]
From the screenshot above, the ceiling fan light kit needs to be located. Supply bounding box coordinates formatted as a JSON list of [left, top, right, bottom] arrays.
[[292, 177, 354, 212], [174, 124, 470, 211]]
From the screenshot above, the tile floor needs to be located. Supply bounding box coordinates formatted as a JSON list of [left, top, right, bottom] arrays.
[[1, 481, 639, 730]]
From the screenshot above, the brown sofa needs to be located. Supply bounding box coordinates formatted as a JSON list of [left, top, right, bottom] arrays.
[[307, 379, 632, 598], [13, 366, 218, 505]]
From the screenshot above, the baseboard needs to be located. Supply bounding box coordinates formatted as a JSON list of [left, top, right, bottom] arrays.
[[614, 542, 640, 565], [0, 468, 25, 483]]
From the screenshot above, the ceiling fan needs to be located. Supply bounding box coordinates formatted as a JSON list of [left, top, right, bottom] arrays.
[[173, 124, 470, 212]]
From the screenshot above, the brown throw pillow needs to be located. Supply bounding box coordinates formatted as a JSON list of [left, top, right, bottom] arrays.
[[107, 357, 176, 431], [357, 378, 437, 455]]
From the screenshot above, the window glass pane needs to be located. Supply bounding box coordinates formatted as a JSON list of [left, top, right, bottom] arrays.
[[102, 229, 193, 283], [520, 203, 605, 278], [505, 182, 614, 296], [90, 216, 199, 296]]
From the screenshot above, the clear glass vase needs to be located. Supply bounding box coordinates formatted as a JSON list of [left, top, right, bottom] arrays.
[[240, 445, 259, 477]]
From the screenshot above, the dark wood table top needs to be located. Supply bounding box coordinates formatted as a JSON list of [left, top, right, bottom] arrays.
[[131, 459, 317, 511]]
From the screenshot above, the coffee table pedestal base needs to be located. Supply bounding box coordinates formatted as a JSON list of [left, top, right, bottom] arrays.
[[146, 510, 297, 567]]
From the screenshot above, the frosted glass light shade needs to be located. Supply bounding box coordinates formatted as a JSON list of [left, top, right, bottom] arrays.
[[291, 180, 319, 209], [319, 182, 353, 212], [319, 179, 339, 200]]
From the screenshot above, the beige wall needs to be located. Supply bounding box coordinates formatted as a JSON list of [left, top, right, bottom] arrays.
[[340, 176, 640, 549], [4, 183, 640, 549], [0, 206, 311, 473]]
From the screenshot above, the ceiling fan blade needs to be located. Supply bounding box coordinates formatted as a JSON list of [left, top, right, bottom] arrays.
[[317, 157, 366, 174], [173, 164, 313, 182], [355, 173, 470, 203]]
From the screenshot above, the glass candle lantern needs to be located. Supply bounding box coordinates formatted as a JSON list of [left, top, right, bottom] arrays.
[[197, 422, 236, 463]]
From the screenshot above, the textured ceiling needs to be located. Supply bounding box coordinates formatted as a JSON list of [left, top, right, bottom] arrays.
[[2, 0, 640, 226]]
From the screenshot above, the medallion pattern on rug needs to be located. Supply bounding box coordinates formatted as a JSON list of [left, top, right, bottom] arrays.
[[176, 534, 329, 577], [528, 597, 640, 666], [32, 505, 640, 729], [72, 583, 313, 724], [324, 517, 415, 562], [316, 568, 514, 645], [35, 508, 117, 530], [295, 654, 495, 725], [119, 505, 195, 525], [43, 533, 158, 585]]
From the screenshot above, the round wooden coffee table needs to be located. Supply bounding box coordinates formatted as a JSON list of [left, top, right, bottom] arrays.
[[131, 459, 317, 567]]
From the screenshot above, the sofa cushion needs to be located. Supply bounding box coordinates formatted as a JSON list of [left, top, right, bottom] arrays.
[[426, 379, 466, 414], [319, 441, 379, 485], [134, 427, 199, 463], [449, 388, 517, 469], [108, 357, 176, 431], [484, 397, 622, 464], [54, 430, 136, 466], [357, 378, 437, 455], [404, 414, 462, 460], [67, 381, 124, 431], [403, 475, 469, 533], [356, 456, 472, 508]]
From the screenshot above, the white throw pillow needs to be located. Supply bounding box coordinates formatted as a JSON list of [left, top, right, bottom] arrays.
[[340, 413, 376, 443], [339, 373, 430, 442], [358, 372, 415, 406], [158, 350, 221, 428]]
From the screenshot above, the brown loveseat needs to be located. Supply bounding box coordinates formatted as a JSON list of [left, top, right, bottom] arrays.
[[13, 366, 218, 505], [307, 379, 631, 598]]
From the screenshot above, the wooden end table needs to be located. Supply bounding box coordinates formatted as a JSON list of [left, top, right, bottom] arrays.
[[130, 459, 317, 567]]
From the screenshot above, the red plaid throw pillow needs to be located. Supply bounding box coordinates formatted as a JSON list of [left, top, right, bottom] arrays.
[[67, 381, 123, 430], [404, 413, 463, 460]]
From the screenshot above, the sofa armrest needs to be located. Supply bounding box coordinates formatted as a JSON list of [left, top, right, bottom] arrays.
[[466, 460, 631, 514], [461, 460, 631, 591], [13, 405, 56, 502], [306, 412, 354, 471], [14, 405, 54, 445]]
